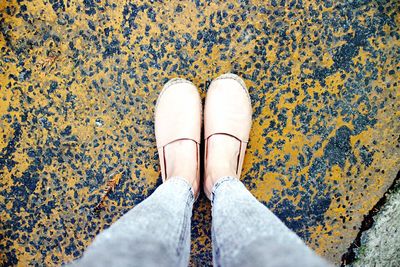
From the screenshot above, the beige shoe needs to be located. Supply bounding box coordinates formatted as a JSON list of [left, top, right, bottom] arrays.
[[155, 78, 202, 198], [203, 73, 252, 199]]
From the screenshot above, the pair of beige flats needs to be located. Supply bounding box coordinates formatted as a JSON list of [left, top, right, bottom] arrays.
[[155, 73, 252, 199]]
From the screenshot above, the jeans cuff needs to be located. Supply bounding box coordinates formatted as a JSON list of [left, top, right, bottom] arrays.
[[210, 176, 239, 203], [167, 176, 195, 202]]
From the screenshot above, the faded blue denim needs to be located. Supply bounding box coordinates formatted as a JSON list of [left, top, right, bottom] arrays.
[[71, 177, 330, 267]]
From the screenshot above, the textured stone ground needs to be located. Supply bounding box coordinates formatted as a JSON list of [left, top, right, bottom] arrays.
[[352, 181, 400, 267], [0, 0, 399, 266]]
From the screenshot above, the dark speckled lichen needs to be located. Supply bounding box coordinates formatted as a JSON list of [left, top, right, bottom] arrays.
[[324, 126, 354, 168], [0, 122, 21, 171]]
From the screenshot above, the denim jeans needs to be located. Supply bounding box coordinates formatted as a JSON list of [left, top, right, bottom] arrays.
[[71, 177, 330, 267]]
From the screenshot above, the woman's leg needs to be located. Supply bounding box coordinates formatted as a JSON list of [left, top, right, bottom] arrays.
[[211, 176, 330, 267], [203, 74, 330, 266], [72, 78, 201, 267], [71, 177, 194, 267]]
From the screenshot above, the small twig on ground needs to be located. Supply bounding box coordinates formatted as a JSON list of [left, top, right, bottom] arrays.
[[94, 166, 123, 212]]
